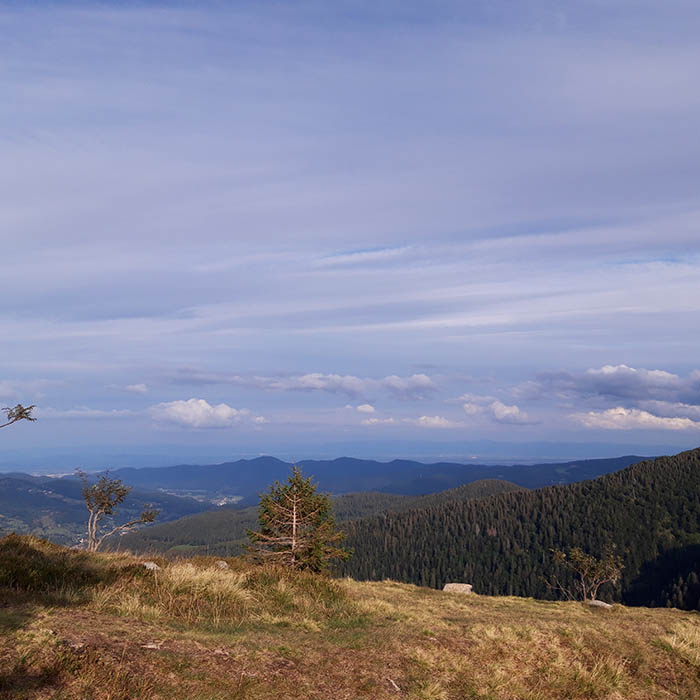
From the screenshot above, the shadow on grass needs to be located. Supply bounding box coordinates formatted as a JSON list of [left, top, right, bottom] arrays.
[[0, 590, 65, 698], [0, 533, 112, 591], [0, 659, 64, 699], [0, 533, 146, 698], [0, 594, 35, 633]]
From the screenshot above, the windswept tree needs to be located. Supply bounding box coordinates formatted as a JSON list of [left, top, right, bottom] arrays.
[[547, 547, 623, 602], [1, 404, 36, 429], [77, 470, 159, 552], [247, 465, 350, 572]]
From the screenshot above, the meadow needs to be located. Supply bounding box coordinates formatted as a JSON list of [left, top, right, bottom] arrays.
[[1, 535, 699, 699]]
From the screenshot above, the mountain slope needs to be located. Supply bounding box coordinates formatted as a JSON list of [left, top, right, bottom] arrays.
[[341, 448, 700, 609], [118, 479, 523, 556], [2, 534, 699, 700]]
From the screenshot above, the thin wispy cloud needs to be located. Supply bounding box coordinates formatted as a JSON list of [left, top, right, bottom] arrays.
[[125, 384, 148, 394], [2, 1, 700, 458], [520, 365, 700, 404], [37, 407, 134, 419], [314, 247, 413, 268], [362, 417, 396, 426], [173, 371, 435, 400], [407, 416, 464, 429]]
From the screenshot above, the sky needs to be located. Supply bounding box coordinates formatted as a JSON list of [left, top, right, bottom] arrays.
[[2, 0, 700, 469]]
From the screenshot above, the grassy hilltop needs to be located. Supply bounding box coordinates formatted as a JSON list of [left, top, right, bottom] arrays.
[[1, 535, 699, 700]]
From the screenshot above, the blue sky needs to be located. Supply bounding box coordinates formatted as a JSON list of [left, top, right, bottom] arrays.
[[2, 1, 700, 468]]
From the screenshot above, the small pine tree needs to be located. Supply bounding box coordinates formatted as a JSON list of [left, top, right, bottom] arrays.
[[247, 465, 350, 572]]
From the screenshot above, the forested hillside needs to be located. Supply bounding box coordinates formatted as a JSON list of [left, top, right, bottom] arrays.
[[118, 479, 522, 556], [341, 449, 700, 610]]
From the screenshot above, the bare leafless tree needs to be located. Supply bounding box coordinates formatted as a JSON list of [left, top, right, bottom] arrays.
[[1, 404, 36, 429]]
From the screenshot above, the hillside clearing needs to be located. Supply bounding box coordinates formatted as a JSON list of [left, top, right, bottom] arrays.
[[0, 536, 698, 700]]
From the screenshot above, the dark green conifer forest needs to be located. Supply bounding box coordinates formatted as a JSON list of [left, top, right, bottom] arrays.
[[340, 449, 700, 610]]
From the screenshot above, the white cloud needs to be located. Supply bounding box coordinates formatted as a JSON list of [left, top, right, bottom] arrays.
[[151, 398, 251, 429], [125, 383, 148, 393], [356, 403, 376, 413], [361, 417, 396, 425], [405, 415, 463, 429], [462, 397, 535, 425], [574, 406, 700, 431], [488, 400, 534, 425], [253, 415, 267, 424], [381, 374, 435, 399]]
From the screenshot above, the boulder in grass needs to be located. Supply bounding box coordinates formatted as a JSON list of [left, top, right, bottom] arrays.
[[214, 560, 229, 570], [587, 599, 613, 609], [143, 561, 160, 571], [443, 583, 473, 594]]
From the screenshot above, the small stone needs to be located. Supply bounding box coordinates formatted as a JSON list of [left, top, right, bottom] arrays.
[[586, 599, 613, 609], [142, 642, 163, 650], [214, 560, 229, 570], [143, 561, 160, 571], [443, 583, 473, 594]]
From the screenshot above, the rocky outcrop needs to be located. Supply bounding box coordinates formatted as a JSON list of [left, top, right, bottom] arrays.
[[443, 583, 473, 594]]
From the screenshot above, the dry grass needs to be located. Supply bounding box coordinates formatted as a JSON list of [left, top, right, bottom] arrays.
[[91, 558, 360, 633], [1, 535, 699, 700], [660, 621, 700, 669]]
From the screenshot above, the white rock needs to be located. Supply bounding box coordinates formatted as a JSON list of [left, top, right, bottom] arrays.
[[143, 561, 161, 571], [443, 583, 473, 594], [587, 599, 613, 609], [214, 560, 229, 570]]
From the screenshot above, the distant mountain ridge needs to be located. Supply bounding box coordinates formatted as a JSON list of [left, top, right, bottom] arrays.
[[110, 454, 647, 500]]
